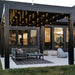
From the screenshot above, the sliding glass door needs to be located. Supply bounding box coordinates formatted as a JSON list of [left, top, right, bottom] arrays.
[[54, 28, 64, 48]]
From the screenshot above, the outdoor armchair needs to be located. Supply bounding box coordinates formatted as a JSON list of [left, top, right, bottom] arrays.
[[57, 48, 68, 58]]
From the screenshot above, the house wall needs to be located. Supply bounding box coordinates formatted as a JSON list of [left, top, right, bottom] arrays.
[[8, 25, 69, 52], [0, 1, 4, 18], [43, 25, 68, 51]]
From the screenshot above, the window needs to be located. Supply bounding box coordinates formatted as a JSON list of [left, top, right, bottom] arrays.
[[9, 29, 38, 46], [9, 30, 16, 45], [30, 30, 37, 45], [18, 30, 28, 45], [54, 28, 64, 48]]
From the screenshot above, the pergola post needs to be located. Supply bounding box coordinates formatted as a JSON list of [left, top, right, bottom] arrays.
[[4, 4, 9, 69], [1, 28, 4, 57], [0, 20, 1, 55], [1, 4, 5, 57], [68, 10, 74, 65], [40, 26, 43, 53]]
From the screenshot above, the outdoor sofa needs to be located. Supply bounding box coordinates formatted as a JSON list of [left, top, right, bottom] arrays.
[[11, 48, 44, 60]]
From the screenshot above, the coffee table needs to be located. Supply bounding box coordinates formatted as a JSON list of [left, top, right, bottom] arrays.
[[26, 53, 44, 59]]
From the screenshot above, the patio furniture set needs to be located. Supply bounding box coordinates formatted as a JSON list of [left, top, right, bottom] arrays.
[[11, 48, 44, 60], [11, 47, 75, 60]]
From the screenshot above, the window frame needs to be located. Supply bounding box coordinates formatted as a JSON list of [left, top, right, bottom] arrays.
[[9, 27, 39, 47]]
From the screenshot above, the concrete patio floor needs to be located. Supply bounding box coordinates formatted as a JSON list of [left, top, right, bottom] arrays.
[[0, 55, 72, 70]]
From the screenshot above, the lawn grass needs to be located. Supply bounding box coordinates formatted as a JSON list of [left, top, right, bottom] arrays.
[[0, 60, 2, 69], [0, 60, 75, 75]]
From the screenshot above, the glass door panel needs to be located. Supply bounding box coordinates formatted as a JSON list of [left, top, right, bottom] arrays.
[[30, 30, 37, 45], [44, 28, 52, 49], [54, 28, 64, 48], [9, 30, 16, 45], [18, 30, 28, 45], [74, 28, 75, 47], [66, 28, 69, 47]]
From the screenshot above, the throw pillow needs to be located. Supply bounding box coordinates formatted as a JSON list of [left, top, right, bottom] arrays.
[[17, 48, 23, 54]]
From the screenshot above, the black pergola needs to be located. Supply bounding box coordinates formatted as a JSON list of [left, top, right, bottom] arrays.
[[0, 1, 74, 69]]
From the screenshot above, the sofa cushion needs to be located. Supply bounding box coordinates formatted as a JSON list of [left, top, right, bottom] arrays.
[[30, 48, 39, 53], [22, 48, 30, 53], [16, 53, 26, 57]]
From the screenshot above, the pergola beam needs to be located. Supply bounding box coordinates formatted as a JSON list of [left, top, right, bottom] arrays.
[[10, 9, 69, 26]]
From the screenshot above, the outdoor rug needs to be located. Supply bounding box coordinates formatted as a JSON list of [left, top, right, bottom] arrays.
[[13, 58, 53, 65]]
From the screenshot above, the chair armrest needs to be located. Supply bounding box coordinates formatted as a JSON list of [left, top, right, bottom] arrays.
[[12, 48, 17, 58], [38, 49, 40, 53]]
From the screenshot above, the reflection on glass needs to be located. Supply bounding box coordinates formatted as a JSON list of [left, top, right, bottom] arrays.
[[74, 29, 75, 47], [30, 30, 37, 45], [66, 28, 69, 47], [9, 30, 16, 45], [54, 28, 63, 48], [44, 28, 51, 49], [18, 30, 28, 45]]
